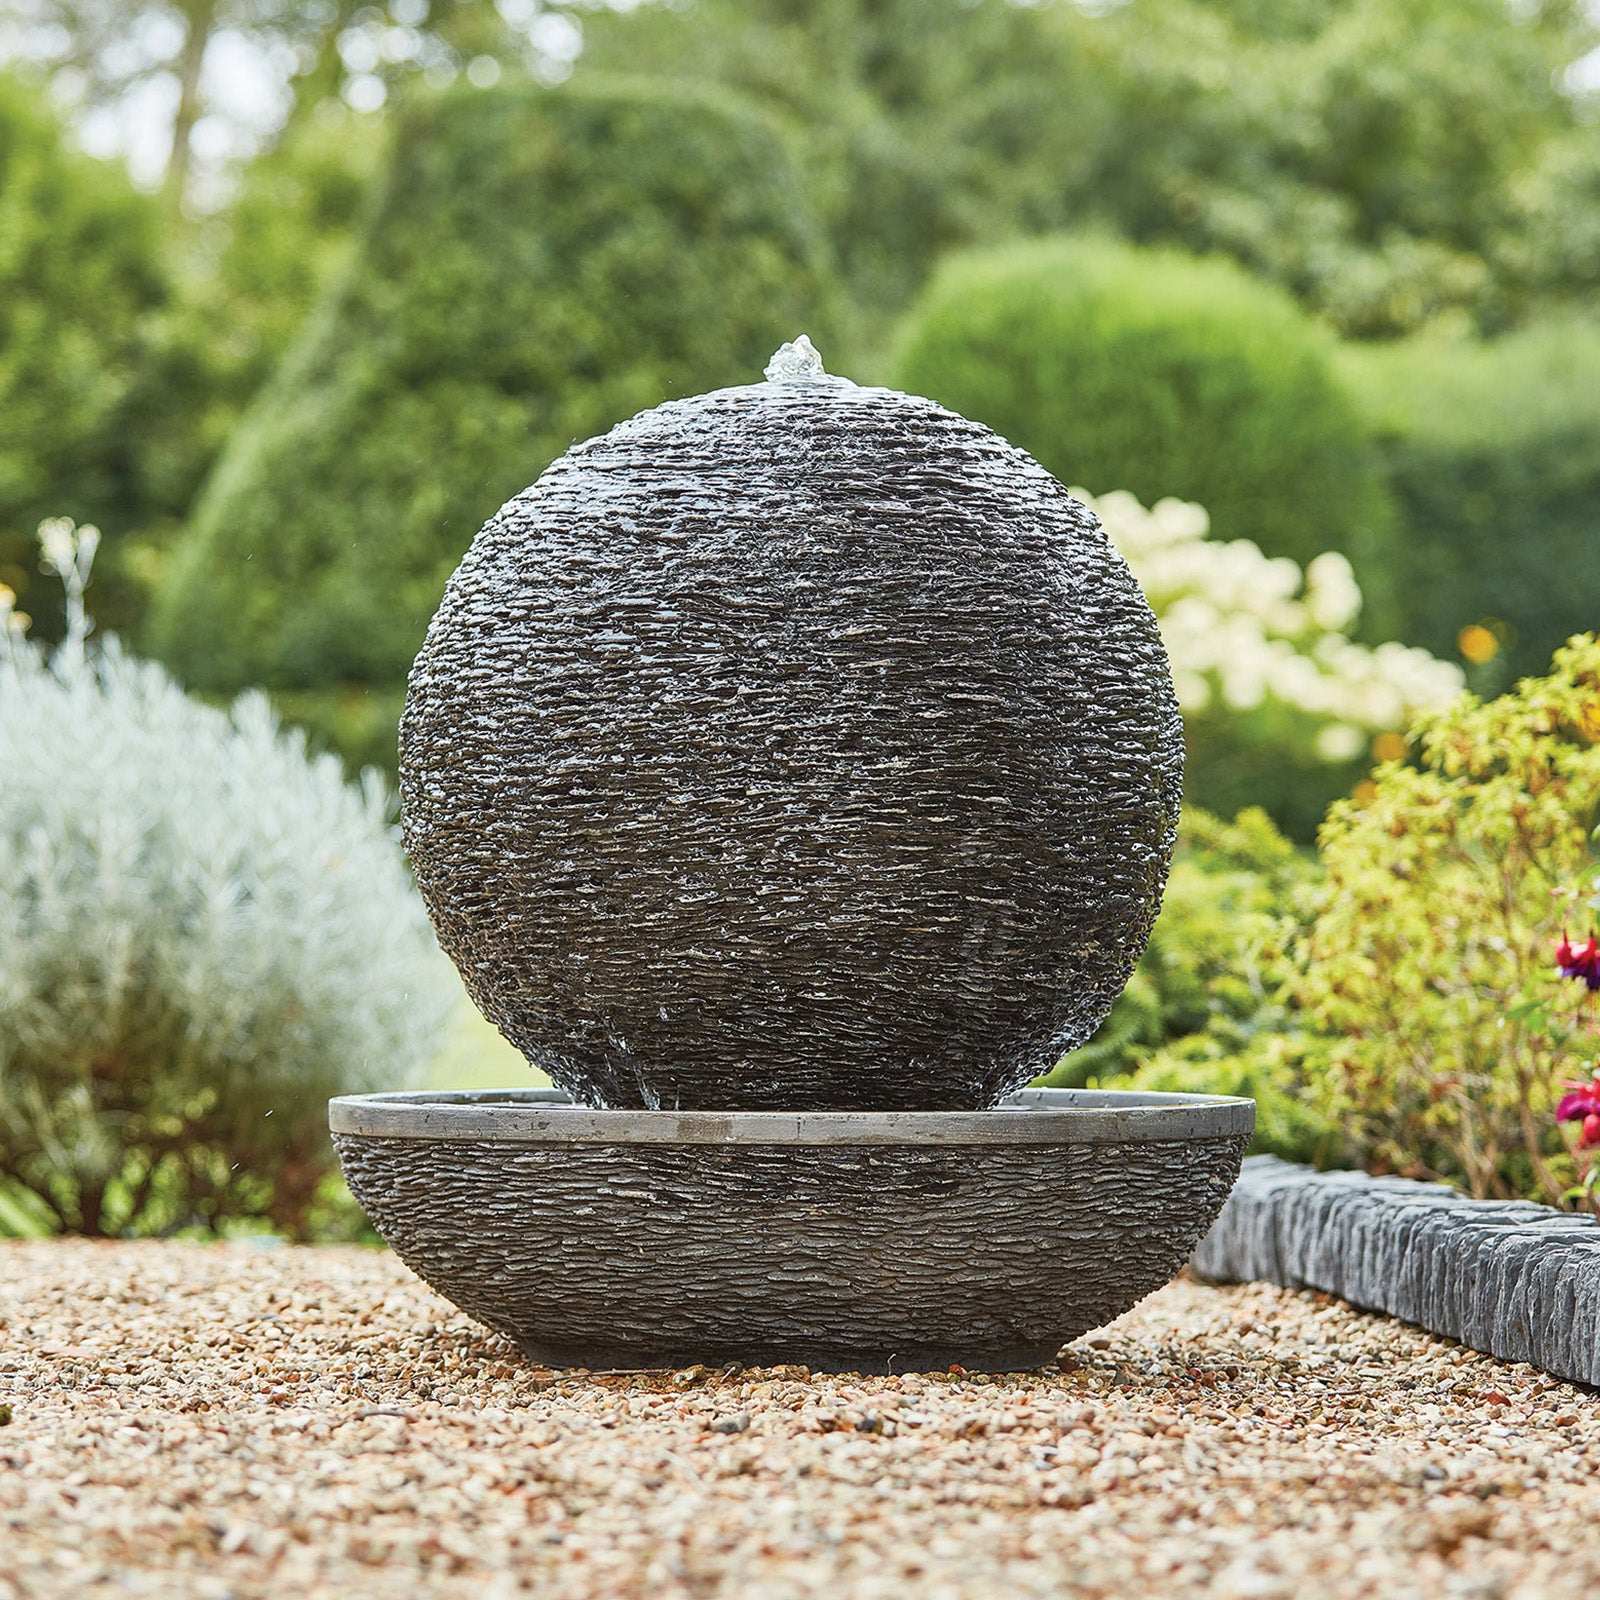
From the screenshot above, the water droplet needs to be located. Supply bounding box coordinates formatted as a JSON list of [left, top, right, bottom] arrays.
[[764, 335, 826, 382]]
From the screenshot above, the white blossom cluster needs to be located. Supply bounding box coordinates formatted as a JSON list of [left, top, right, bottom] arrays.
[[0, 522, 456, 1214], [1083, 489, 1465, 763]]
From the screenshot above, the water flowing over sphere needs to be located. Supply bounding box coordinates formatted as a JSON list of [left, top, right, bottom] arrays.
[[400, 339, 1183, 1111]]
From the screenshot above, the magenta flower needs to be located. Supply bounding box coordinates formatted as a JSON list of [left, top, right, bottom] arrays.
[[1557, 1074, 1600, 1150], [1555, 933, 1600, 991]]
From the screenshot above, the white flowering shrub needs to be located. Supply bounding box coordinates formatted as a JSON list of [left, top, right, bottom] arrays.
[[1089, 489, 1463, 742], [1082, 489, 1466, 832], [0, 522, 455, 1236]]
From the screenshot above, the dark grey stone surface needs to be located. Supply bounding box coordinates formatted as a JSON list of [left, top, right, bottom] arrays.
[[332, 1088, 1251, 1373], [399, 343, 1182, 1112], [1192, 1156, 1600, 1386]]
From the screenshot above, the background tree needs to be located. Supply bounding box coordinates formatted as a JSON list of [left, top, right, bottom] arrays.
[[0, 0, 576, 202], [0, 73, 168, 637], [128, 97, 389, 557], [579, 0, 1117, 332], [579, 0, 1600, 341]]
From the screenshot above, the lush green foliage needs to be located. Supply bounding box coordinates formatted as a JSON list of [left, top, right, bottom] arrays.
[[1340, 322, 1600, 683], [132, 105, 390, 549], [1260, 637, 1600, 1205], [150, 76, 837, 766], [1041, 807, 1334, 1164], [10, 3, 1600, 1219], [0, 73, 168, 638], [0, 524, 456, 1238], [891, 238, 1391, 571], [581, 0, 1600, 339], [0, 74, 382, 651], [581, 0, 1112, 328]]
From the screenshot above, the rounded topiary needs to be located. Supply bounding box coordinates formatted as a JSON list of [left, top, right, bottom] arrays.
[[889, 236, 1392, 572], [149, 77, 838, 764], [401, 342, 1182, 1113]]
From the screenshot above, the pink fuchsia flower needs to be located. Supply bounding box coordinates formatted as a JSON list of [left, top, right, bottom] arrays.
[[1557, 1074, 1600, 1149], [1555, 933, 1600, 991]]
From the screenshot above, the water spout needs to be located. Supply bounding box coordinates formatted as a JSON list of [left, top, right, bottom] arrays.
[[764, 335, 826, 382]]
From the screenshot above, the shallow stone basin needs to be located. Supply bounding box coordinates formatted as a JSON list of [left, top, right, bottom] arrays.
[[331, 1087, 1253, 1373]]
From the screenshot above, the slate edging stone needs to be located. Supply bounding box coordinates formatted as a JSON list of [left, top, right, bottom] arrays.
[[1192, 1156, 1600, 1386]]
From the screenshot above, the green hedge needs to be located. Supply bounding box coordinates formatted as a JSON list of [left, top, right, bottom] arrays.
[[151, 77, 838, 753], [1340, 321, 1600, 682], [1182, 702, 1370, 846], [889, 236, 1393, 575]]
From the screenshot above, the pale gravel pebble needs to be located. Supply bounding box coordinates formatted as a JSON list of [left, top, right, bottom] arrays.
[[1, 1241, 1596, 1600]]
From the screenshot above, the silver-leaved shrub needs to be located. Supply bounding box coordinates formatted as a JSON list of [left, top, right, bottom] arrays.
[[0, 521, 456, 1237]]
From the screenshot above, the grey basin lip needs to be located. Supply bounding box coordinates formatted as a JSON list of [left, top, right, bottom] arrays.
[[329, 1086, 1255, 1146]]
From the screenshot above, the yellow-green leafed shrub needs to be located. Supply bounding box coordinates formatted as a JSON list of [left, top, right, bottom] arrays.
[[1280, 636, 1600, 1204], [1041, 807, 1338, 1164]]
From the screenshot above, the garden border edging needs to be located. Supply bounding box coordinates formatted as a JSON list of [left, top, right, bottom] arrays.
[[1191, 1156, 1600, 1386]]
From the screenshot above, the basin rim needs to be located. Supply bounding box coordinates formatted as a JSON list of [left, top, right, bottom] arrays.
[[329, 1086, 1255, 1146]]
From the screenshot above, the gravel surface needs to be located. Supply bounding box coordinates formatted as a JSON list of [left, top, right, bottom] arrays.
[[2, 1240, 1597, 1600]]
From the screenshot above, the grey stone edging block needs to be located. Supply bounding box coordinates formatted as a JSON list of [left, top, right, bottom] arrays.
[[1192, 1156, 1600, 1387]]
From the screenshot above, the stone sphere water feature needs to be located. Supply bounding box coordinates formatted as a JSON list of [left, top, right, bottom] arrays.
[[338, 339, 1250, 1371], [399, 339, 1183, 1112]]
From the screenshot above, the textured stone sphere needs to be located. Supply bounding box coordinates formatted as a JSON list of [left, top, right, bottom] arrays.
[[399, 343, 1182, 1111]]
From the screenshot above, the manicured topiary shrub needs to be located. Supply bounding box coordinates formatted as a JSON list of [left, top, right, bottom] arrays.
[[889, 236, 1393, 575], [1340, 320, 1600, 682], [150, 77, 838, 763], [0, 523, 456, 1238]]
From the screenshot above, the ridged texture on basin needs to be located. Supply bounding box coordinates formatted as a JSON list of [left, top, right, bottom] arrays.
[[399, 371, 1182, 1111], [333, 1096, 1248, 1372]]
